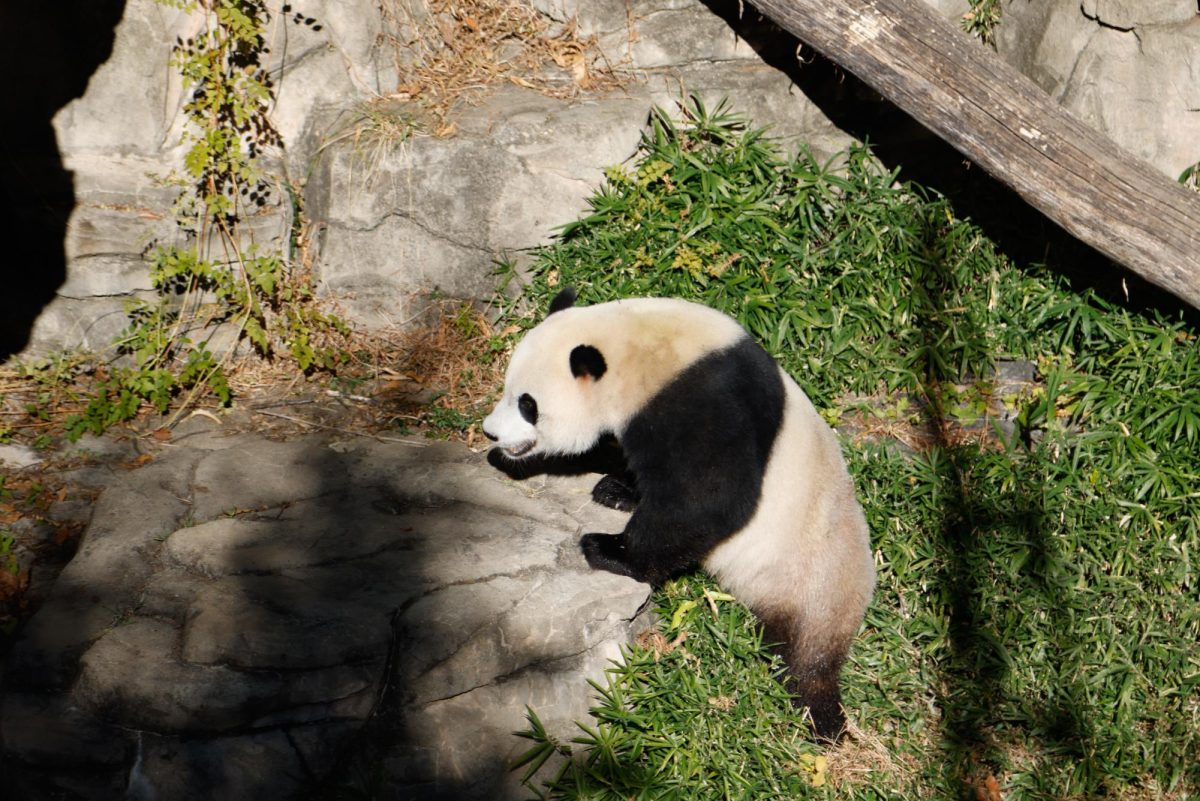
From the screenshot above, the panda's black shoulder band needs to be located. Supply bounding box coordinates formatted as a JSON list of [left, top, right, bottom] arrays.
[[547, 287, 578, 316]]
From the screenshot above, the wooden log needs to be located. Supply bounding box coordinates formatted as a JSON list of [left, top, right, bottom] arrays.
[[748, 0, 1200, 309]]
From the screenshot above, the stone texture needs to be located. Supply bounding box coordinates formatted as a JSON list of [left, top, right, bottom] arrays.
[[4, 455, 197, 689], [995, 0, 1200, 180], [307, 89, 651, 326], [0, 692, 127, 768], [51, 1, 190, 156], [0, 444, 42, 469], [1080, 0, 1197, 28], [129, 729, 318, 801], [305, 0, 874, 326], [27, 0, 864, 345], [259, 7, 383, 164], [1, 423, 648, 800]]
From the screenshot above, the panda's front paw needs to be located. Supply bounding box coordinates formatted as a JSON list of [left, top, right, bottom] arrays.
[[592, 474, 638, 512], [580, 533, 637, 579]]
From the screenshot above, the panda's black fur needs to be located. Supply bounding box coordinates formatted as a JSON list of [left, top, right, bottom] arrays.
[[483, 288, 874, 741], [578, 335, 785, 586]]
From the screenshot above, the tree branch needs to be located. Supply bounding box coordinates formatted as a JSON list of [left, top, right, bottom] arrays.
[[749, 0, 1200, 308]]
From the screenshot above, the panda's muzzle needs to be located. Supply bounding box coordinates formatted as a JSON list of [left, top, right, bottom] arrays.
[[504, 440, 534, 458], [481, 419, 534, 458]]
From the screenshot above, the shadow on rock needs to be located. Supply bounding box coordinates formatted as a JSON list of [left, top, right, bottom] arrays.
[[0, 420, 646, 801]]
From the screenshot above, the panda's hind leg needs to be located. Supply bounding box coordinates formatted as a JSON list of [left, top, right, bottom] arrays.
[[784, 654, 847, 742], [759, 612, 850, 742], [592, 473, 639, 512]]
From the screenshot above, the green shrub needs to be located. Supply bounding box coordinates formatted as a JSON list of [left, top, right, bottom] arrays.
[[509, 97, 1199, 800]]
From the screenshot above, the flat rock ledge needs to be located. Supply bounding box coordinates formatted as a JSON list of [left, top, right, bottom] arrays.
[[0, 421, 647, 801]]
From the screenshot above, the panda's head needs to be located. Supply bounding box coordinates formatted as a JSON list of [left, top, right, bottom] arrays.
[[482, 288, 747, 459], [482, 287, 614, 459]]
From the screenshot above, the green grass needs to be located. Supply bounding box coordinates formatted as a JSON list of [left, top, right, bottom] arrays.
[[514, 579, 822, 799], [502, 97, 1200, 800]]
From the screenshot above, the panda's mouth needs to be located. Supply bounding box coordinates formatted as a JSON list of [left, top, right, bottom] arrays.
[[504, 440, 534, 458]]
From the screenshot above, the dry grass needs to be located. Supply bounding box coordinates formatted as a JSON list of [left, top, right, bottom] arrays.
[[380, 0, 629, 133], [835, 379, 1036, 455], [825, 717, 926, 794], [210, 297, 510, 449], [323, 0, 632, 186], [0, 297, 508, 448], [0, 356, 97, 445], [338, 299, 510, 446], [393, 304, 508, 400]]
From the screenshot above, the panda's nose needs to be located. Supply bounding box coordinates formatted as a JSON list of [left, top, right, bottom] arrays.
[[482, 427, 498, 442]]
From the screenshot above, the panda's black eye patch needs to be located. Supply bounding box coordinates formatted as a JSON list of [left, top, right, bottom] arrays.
[[518, 393, 538, 425]]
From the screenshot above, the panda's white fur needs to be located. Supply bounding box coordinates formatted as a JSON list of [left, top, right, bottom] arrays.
[[484, 297, 744, 457], [483, 289, 874, 740]]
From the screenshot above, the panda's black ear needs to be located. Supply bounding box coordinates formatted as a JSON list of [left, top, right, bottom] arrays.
[[570, 345, 607, 381], [547, 287, 578, 316]]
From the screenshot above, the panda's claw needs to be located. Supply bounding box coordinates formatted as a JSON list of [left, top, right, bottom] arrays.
[[581, 532, 638, 579], [591, 474, 639, 512]]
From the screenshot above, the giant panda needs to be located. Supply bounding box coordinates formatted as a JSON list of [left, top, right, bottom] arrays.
[[482, 287, 875, 741]]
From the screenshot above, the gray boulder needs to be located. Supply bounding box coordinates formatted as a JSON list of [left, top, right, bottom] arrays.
[[1, 426, 648, 800]]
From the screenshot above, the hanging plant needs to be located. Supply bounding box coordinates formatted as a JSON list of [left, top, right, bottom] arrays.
[[67, 0, 346, 440]]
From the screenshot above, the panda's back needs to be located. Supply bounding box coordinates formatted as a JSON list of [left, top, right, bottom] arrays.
[[548, 297, 749, 413], [581, 297, 747, 359]]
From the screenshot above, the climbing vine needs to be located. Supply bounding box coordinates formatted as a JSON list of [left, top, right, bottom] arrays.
[[67, 0, 346, 439]]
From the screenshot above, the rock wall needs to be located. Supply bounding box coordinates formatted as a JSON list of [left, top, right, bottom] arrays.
[[22, 0, 403, 353], [16, 0, 1197, 356], [995, 0, 1200, 181], [304, 0, 859, 325]]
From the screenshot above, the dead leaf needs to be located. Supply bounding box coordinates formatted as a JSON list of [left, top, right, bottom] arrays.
[[0, 567, 28, 595], [393, 83, 423, 99], [53, 525, 81, 546], [553, 48, 590, 87], [974, 773, 1002, 801], [152, 428, 172, 442]]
